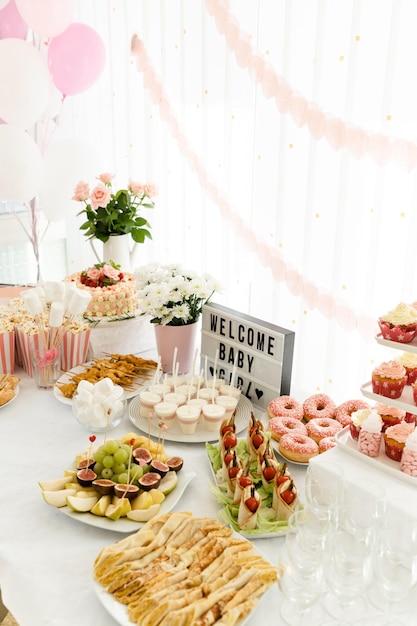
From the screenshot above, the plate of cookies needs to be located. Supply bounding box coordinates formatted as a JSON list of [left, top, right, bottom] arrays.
[[0, 374, 20, 408]]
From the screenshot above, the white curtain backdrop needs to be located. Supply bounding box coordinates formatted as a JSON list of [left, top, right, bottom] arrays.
[[17, 0, 417, 403]]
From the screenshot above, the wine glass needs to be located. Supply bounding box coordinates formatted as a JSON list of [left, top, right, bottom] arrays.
[[303, 462, 344, 524], [288, 508, 335, 552], [368, 497, 417, 622], [323, 527, 373, 622], [278, 541, 326, 626], [341, 478, 386, 546]]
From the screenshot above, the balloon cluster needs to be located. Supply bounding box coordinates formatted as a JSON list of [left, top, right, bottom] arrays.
[[0, 0, 105, 218]]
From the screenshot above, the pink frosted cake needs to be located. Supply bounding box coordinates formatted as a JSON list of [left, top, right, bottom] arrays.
[[65, 261, 138, 319], [371, 360, 407, 399]]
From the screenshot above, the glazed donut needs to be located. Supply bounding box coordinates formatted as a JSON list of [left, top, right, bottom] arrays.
[[278, 433, 319, 463], [306, 417, 343, 443], [303, 393, 336, 422], [335, 399, 370, 427], [268, 416, 307, 442], [319, 436, 337, 453], [267, 395, 303, 420]]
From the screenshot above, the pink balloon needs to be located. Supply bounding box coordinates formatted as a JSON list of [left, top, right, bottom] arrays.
[[0, 0, 27, 39], [14, 0, 76, 38], [48, 23, 106, 96]]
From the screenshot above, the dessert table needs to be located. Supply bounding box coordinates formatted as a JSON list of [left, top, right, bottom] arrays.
[[1, 364, 417, 624]]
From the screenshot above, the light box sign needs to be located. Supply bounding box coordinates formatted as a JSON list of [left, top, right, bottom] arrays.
[[200, 303, 295, 412]]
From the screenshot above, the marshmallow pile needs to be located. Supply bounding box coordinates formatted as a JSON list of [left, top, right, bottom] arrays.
[[73, 377, 126, 430]]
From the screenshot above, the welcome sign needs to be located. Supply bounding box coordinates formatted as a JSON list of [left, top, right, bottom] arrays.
[[200, 303, 295, 412]]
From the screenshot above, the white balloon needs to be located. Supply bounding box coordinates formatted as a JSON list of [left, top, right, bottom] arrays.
[[38, 138, 102, 221], [0, 125, 43, 202], [0, 39, 52, 129]]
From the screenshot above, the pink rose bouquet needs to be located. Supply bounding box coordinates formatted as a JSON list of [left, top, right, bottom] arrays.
[[73, 173, 158, 245]]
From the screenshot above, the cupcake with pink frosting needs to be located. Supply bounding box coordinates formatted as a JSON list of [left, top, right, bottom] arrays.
[[378, 302, 417, 344], [371, 360, 407, 399], [400, 428, 417, 476], [375, 403, 406, 432], [357, 410, 383, 458], [383, 422, 415, 462]]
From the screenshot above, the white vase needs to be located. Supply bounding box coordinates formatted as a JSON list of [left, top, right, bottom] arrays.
[[90, 233, 138, 271], [153, 322, 199, 374]]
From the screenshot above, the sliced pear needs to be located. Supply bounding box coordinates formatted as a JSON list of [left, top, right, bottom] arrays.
[[131, 491, 153, 510], [105, 502, 124, 520], [64, 469, 77, 478], [126, 503, 161, 522], [42, 488, 78, 508], [38, 476, 76, 491], [159, 471, 178, 495], [148, 489, 165, 505], [76, 489, 98, 498], [66, 494, 98, 512], [90, 494, 112, 517]]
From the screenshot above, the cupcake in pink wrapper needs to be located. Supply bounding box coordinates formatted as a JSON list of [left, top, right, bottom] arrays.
[[357, 410, 383, 457], [378, 302, 417, 343], [383, 422, 415, 462], [375, 402, 406, 432], [0, 320, 15, 374], [350, 408, 373, 440], [371, 360, 407, 399], [60, 328, 91, 372], [395, 352, 417, 385], [400, 428, 417, 477]]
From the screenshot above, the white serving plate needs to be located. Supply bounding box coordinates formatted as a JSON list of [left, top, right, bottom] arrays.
[[0, 384, 19, 409], [54, 361, 151, 405], [360, 381, 417, 415], [58, 471, 196, 533], [128, 394, 253, 443], [335, 426, 417, 487], [93, 529, 275, 625]]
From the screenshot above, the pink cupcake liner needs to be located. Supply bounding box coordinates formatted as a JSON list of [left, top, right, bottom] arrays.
[[378, 319, 417, 344], [372, 377, 406, 399]]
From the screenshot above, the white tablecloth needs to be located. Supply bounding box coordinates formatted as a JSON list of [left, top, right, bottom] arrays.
[[1, 367, 417, 625]]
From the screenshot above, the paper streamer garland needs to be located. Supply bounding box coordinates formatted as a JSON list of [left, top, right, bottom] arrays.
[[130, 34, 376, 341], [206, 0, 417, 173]]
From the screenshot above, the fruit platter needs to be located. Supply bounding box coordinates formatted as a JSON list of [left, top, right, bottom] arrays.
[[39, 432, 195, 532], [206, 412, 298, 537]]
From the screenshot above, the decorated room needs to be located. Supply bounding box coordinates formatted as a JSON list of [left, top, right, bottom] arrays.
[[1, 2, 417, 625]]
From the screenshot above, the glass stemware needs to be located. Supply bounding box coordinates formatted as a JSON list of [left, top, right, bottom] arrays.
[[278, 543, 326, 626], [323, 528, 373, 622], [341, 478, 386, 546], [368, 497, 417, 622], [303, 462, 344, 524]]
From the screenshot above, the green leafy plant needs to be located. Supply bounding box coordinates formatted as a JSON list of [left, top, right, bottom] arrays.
[[73, 173, 157, 244]]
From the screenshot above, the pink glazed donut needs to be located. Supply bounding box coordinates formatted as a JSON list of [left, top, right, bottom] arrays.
[[303, 393, 336, 422], [268, 416, 307, 442], [306, 417, 342, 442], [335, 399, 370, 427], [267, 395, 303, 420]]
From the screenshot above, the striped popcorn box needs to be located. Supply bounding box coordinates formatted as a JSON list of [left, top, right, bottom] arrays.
[[15, 328, 42, 377], [0, 330, 15, 374], [60, 329, 91, 372]]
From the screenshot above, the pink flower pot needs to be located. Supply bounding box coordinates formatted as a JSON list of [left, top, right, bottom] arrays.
[[154, 322, 199, 374]]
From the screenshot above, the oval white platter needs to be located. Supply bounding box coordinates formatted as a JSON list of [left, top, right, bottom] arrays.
[[92, 529, 275, 626], [58, 471, 196, 533], [128, 394, 253, 443], [54, 362, 150, 406], [0, 384, 19, 409]]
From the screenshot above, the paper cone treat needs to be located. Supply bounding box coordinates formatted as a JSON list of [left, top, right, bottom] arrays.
[[238, 485, 261, 530], [60, 328, 91, 371], [0, 326, 15, 374]]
